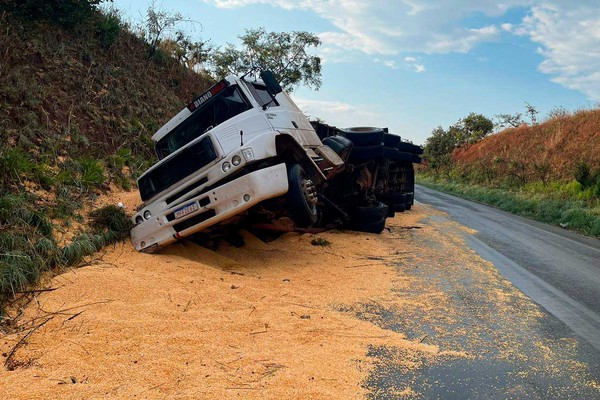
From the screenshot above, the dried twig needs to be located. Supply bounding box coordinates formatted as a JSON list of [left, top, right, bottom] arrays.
[[15, 288, 57, 294], [344, 263, 379, 268], [4, 317, 52, 368], [66, 311, 84, 322]]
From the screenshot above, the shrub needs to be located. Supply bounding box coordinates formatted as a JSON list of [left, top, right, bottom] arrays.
[[89, 204, 133, 240], [574, 162, 593, 188], [0, 147, 35, 187], [96, 11, 121, 48], [0, 0, 105, 30], [78, 157, 106, 190]]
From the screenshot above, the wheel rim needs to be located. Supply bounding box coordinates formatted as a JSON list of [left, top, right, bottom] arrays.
[[301, 177, 318, 212]]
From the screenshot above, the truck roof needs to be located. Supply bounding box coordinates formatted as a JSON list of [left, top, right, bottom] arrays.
[[151, 76, 239, 144]]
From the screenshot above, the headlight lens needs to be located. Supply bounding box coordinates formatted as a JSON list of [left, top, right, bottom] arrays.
[[222, 161, 231, 172], [232, 155, 242, 166], [135, 215, 144, 225], [143, 210, 152, 220]]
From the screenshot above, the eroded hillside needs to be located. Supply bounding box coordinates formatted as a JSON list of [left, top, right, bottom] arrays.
[[452, 109, 600, 181]]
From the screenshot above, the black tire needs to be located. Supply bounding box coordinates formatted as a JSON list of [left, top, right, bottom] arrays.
[[384, 147, 412, 162], [386, 206, 395, 218], [352, 217, 386, 234], [395, 203, 406, 212], [287, 164, 318, 227], [396, 142, 415, 153], [343, 127, 385, 146], [349, 144, 384, 163], [411, 154, 422, 164], [349, 201, 388, 222], [405, 192, 414, 209], [383, 133, 401, 147], [412, 145, 424, 155], [405, 203, 412, 210], [322, 135, 353, 161], [389, 192, 407, 204]]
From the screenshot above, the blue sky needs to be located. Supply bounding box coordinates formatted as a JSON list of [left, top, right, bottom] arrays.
[[110, 0, 599, 145]]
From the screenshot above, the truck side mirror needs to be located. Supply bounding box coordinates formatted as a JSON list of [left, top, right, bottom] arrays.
[[260, 70, 283, 95]]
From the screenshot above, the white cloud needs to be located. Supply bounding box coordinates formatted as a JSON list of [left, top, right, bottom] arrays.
[[374, 58, 399, 69], [403, 56, 426, 73], [517, 2, 600, 101], [206, 0, 600, 101], [206, 0, 532, 55], [414, 64, 426, 73], [294, 97, 384, 128]]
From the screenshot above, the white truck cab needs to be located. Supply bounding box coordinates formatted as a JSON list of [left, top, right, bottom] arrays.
[[130, 72, 332, 252]]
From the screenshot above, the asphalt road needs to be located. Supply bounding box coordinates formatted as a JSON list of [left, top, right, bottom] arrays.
[[416, 184, 600, 351]]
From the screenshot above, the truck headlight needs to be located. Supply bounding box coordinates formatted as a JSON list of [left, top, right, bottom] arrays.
[[232, 155, 242, 166], [222, 161, 232, 172], [143, 210, 152, 220], [135, 215, 144, 225]]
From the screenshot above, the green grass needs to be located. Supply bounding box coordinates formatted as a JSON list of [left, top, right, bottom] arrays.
[[417, 175, 600, 238], [0, 202, 133, 312]]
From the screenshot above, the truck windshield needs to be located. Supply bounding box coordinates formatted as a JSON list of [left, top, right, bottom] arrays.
[[155, 85, 251, 159]]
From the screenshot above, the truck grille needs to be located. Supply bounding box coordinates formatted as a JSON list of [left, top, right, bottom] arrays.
[[173, 209, 216, 232], [138, 137, 217, 202]]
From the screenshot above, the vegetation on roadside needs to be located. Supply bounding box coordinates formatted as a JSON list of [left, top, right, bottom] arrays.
[[418, 176, 600, 237], [0, 199, 132, 307], [0, 0, 211, 313], [419, 105, 600, 238]]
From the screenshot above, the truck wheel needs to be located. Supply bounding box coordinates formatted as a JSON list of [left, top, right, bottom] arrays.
[[343, 127, 385, 146], [396, 142, 416, 153], [322, 135, 353, 161], [412, 144, 424, 155], [384, 133, 401, 147], [386, 206, 396, 218], [349, 201, 388, 222], [390, 192, 407, 205], [349, 144, 384, 163], [395, 203, 406, 212], [287, 163, 318, 227], [353, 218, 386, 234], [384, 147, 412, 162], [405, 192, 414, 210]]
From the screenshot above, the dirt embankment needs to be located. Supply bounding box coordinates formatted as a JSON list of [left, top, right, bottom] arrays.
[[2, 199, 600, 398], [452, 109, 600, 180]]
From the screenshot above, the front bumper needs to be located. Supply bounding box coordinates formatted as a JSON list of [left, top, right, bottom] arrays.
[[130, 163, 289, 252]]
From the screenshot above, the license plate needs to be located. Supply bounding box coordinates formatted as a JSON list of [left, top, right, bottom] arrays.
[[174, 202, 199, 219]]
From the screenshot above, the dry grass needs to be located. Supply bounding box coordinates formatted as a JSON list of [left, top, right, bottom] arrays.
[[453, 109, 600, 181]]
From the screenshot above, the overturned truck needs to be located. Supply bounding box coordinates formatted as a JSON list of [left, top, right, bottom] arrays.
[[130, 71, 422, 252]]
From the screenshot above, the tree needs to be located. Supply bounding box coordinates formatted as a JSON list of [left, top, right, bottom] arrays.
[[495, 113, 523, 129], [0, 0, 110, 29], [525, 102, 539, 125], [161, 31, 213, 70], [462, 113, 493, 144], [210, 28, 322, 92], [424, 126, 457, 171], [144, 2, 185, 58]]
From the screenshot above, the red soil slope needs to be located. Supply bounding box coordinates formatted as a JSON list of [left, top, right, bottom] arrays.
[[453, 109, 600, 181]]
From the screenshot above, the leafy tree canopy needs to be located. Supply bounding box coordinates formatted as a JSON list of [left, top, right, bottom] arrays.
[[0, 0, 111, 29], [424, 113, 493, 170], [210, 28, 322, 92]]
